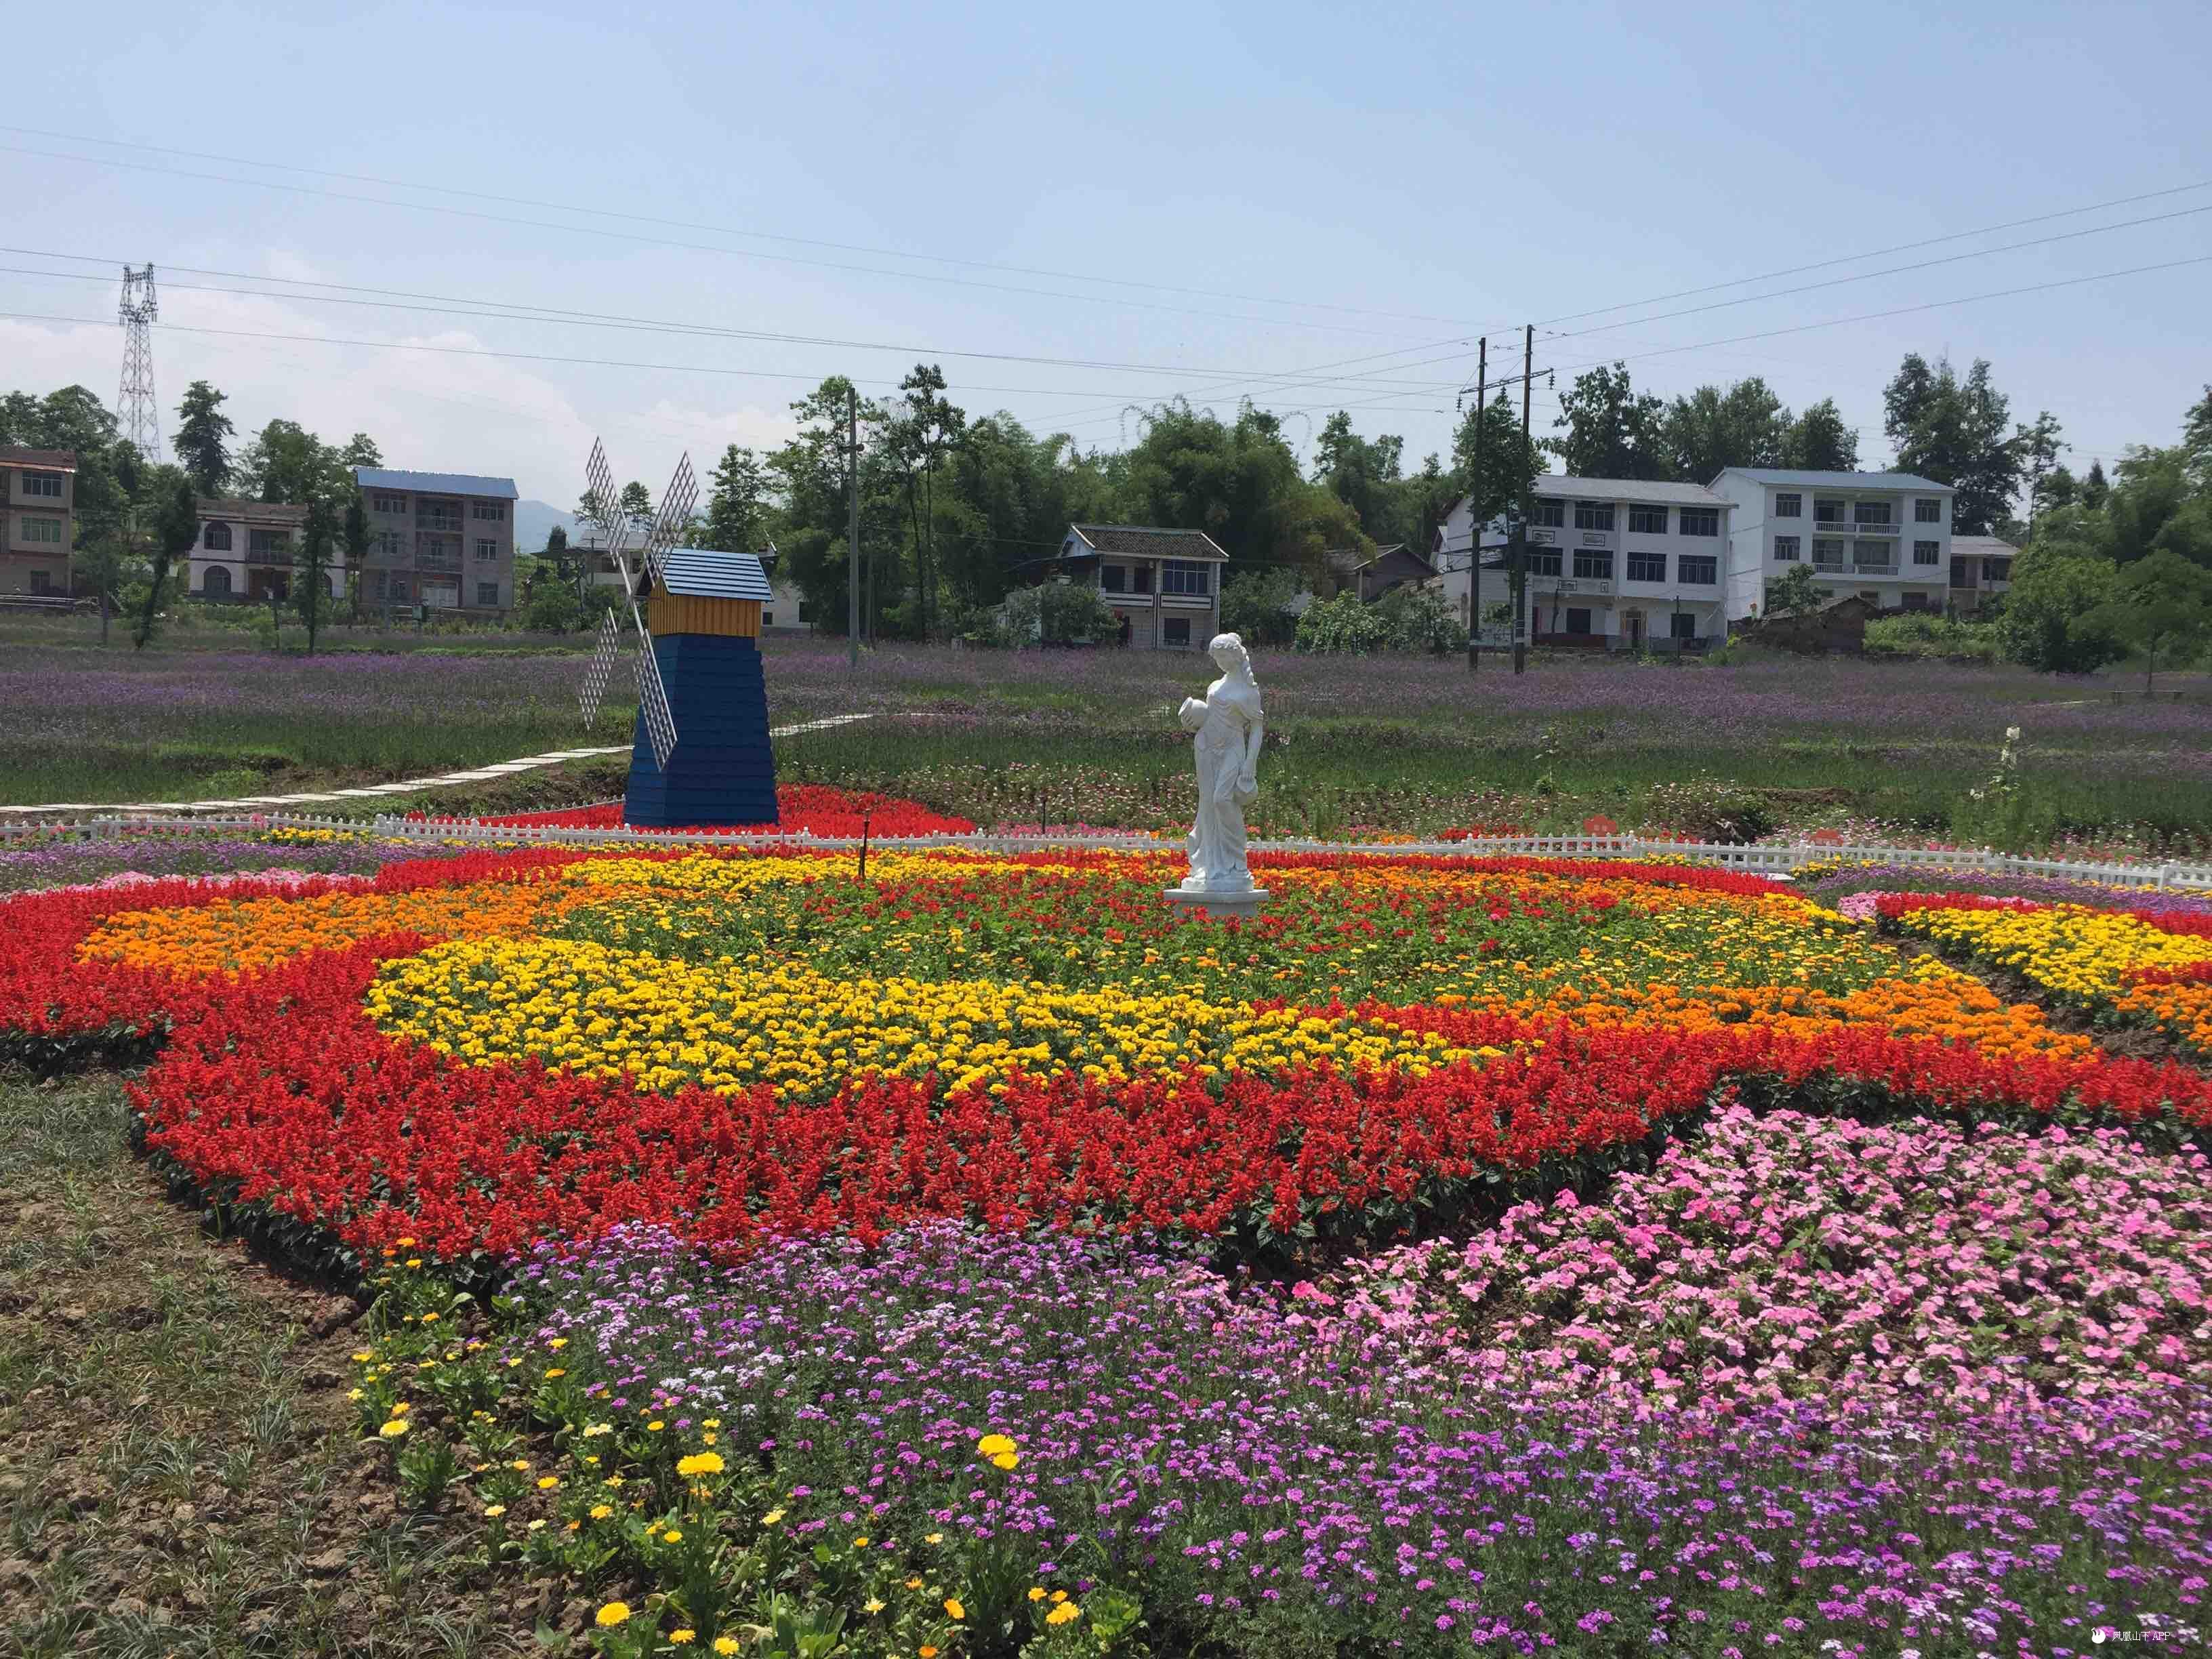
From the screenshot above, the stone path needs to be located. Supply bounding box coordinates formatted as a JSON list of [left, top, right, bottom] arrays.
[[0, 714, 875, 817]]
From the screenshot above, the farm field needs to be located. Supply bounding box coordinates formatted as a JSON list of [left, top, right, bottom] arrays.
[[3, 621, 2210, 851], [3, 824, 2209, 1656]]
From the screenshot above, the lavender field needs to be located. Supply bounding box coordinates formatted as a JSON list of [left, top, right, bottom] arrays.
[[5, 631, 2208, 846]]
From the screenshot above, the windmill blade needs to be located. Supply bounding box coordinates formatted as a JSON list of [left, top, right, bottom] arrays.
[[584, 439, 617, 531], [638, 453, 698, 589], [632, 611, 678, 769], [577, 608, 623, 725]]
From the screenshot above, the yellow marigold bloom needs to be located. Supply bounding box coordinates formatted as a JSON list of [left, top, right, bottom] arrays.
[[703, 1417, 721, 1428], [1046, 1602, 1080, 1626], [676, 1452, 725, 1477], [388, 1401, 410, 1416], [647, 1420, 665, 1432], [1050, 1590, 1067, 1603], [925, 1532, 943, 1544], [483, 1504, 506, 1517], [544, 1368, 566, 1378], [663, 1528, 683, 1543], [548, 1337, 567, 1349], [1029, 1586, 1047, 1601], [762, 1507, 785, 1525], [907, 1577, 924, 1589], [583, 1422, 613, 1437], [590, 1503, 613, 1520], [716, 1640, 740, 1656], [863, 1598, 885, 1614], [595, 1601, 631, 1628], [351, 1350, 373, 1363], [670, 1631, 695, 1645], [978, 1433, 1016, 1457], [945, 1598, 965, 1620], [991, 1451, 1019, 1471], [853, 1536, 869, 1548], [377, 1419, 409, 1439], [537, 1475, 560, 1490]]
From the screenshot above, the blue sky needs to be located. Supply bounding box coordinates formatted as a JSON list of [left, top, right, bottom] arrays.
[[4, 0, 2207, 508]]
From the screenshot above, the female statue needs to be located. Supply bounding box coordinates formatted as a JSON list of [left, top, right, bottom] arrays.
[[1176, 632, 1265, 893]]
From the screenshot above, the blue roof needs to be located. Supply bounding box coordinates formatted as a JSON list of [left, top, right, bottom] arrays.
[[1715, 468, 1953, 493], [353, 466, 519, 499], [659, 547, 773, 601]]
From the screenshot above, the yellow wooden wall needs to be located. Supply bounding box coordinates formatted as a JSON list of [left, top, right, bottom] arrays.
[[649, 593, 761, 637]]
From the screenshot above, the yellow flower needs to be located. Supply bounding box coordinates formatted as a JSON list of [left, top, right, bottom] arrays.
[[715, 1641, 740, 1656], [853, 1536, 869, 1549], [663, 1528, 684, 1543], [510, 1460, 532, 1472], [1046, 1602, 1080, 1626], [978, 1433, 1017, 1457], [670, 1631, 695, 1645], [703, 1417, 721, 1429], [544, 1368, 566, 1379], [1050, 1591, 1067, 1604], [863, 1598, 885, 1614], [396, 1235, 416, 1247], [647, 1420, 665, 1432], [583, 1422, 613, 1437], [590, 1504, 613, 1520], [945, 1598, 965, 1620], [388, 1401, 411, 1416], [906, 1577, 923, 1589], [925, 1532, 943, 1545], [991, 1451, 1019, 1471], [351, 1350, 373, 1363], [483, 1504, 507, 1518], [676, 1452, 725, 1477], [596, 1601, 631, 1628], [377, 1419, 409, 1439], [1029, 1588, 1047, 1601], [537, 1476, 560, 1490], [762, 1507, 785, 1525], [548, 1337, 567, 1350], [921, 1648, 939, 1658]]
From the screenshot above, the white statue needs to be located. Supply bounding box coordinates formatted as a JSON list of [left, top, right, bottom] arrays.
[[1175, 632, 1265, 895]]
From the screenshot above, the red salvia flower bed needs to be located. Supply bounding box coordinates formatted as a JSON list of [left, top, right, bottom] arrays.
[[407, 783, 976, 837]]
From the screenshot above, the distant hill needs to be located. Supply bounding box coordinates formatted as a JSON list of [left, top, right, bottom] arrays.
[[514, 499, 579, 552]]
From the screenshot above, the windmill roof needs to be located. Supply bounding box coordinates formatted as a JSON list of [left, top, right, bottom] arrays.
[[659, 547, 773, 600]]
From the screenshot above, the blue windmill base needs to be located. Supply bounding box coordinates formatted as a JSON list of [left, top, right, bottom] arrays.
[[624, 634, 780, 828]]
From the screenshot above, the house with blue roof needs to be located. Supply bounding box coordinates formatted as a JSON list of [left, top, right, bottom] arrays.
[[352, 466, 520, 615]]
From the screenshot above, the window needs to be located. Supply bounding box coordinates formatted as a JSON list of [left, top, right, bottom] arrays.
[[1983, 557, 2012, 583], [373, 571, 388, 600], [203, 565, 232, 597], [1678, 507, 1719, 537], [761, 612, 773, 627], [476, 581, 499, 607], [1527, 548, 1563, 576], [1130, 562, 1153, 594], [1531, 497, 1564, 528], [1902, 591, 1931, 611], [28, 569, 54, 595], [796, 602, 810, 623], [1677, 554, 1719, 586], [1774, 535, 1801, 562], [388, 575, 410, 601], [1853, 539, 1893, 569], [374, 530, 407, 558], [1811, 537, 1847, 567], [1852, 501, 1892, 527], [22, 470, 64, 498], [1163, 616, 1191, 647], [1573, 501, 1614, 531], [1564, 608, 1593, 635], [1774, 492, 1802, 518], [474, 539, 498, 562], [1161, 559, 1210, 596], [1950, 558, 1975, 588], [1914, 497, 1942, 523], [249, 529, 290, 556], [371, 493, 407, 514], [1670, 611, 1698, 640], [1626, 550, 1666, 583], [203, 520, 233, 551], [1912, 539, 1940, 566], [1572, 549, 1614, 579], [1628, 504, 1668, 535], [1813, 497, 1847, 525], [1100, 564, 1126, 594], [470, 502, 507, 521], [23, 516, 64, 544]]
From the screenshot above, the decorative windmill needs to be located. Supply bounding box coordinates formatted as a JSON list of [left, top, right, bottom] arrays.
[[576, 438, 779, 828]]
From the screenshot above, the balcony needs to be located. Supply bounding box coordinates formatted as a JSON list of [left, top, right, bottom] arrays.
[[1848, 520, 1900, 537], [1852, 561, 1898, 577], [417, 554, 457, 573], [244, 546, 293, 567]]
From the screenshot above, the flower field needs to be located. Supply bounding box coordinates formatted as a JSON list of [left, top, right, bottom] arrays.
[[7, 832, 2212, 1656]]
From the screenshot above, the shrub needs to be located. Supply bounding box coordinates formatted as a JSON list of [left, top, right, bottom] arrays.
[[1292, 591, 1388, 653], [1864, 612, 2001, 662], [996, 581, 1116, 647]]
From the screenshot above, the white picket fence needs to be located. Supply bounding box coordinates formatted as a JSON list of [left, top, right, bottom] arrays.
[[3, 808, 2209, 891]]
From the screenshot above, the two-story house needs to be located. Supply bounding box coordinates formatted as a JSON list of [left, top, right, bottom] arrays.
[[1, 446, 77, 598], [1038, 524, 1229, 649], [354, 466, 518, 614], [1947, 535, 2018, 616], [1432, 478, 1735, 648], [190, 499, 314, 602], [1710, 468, 1953, 621]]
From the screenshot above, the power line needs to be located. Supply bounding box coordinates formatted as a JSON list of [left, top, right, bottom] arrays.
[[0, 123, 1514, 331], [0, 255, 1456, 394], [0, 142, 1445, 342]]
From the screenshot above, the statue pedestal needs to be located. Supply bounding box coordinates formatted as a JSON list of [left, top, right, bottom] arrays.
[[1162, 886, 1270, 922]]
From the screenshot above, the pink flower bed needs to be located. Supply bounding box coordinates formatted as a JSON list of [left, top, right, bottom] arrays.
[[1303, 1105, 2212, 1412]]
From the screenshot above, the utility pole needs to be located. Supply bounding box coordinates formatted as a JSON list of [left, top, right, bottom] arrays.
[[1512, 323, 1533, 675], [846, 384, 860, 670], [1465, 337, 1486, 674], [117, 264, 162, 464]]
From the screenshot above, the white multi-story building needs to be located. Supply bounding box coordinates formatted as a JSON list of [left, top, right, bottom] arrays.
[[354, 466, 517, 614], [1709, 468, 1953, 621], [1431, 478, 1735, 649]]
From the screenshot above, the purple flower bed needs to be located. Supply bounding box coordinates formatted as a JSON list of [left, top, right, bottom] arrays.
[[1800, 862, 2212, 917], [516, 1104, 2212, 1656], [0, 834, 461, 895]]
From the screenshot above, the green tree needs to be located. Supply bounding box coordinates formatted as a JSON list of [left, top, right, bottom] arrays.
[[1996, 545, 2124, 672], [293, 494, 338, 652], [1780, 399, 1860, 471], [617, 480, 654, 534], [1450, 392, 1541, 534], [340, 493, 372, 623], [1313, 412, 1412, 541], [2017, 411, 2067, 532], [1658, 379, 1787, 482], [699, 445, 773, 552], [2081, 459, 2110, 512], [1882, 354, 2022, 534], [1763, 562, 1826, 618], [239, 419, 351, 506], [135, 468, 200, 650], [339, 432, 383, 470], [2083, 549, 2212, 690], [1219, 567, 1305, 647], [1293, 591, 1389, 654], [1544, 363, 1666, 480], [171, 380, 236, 496]]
